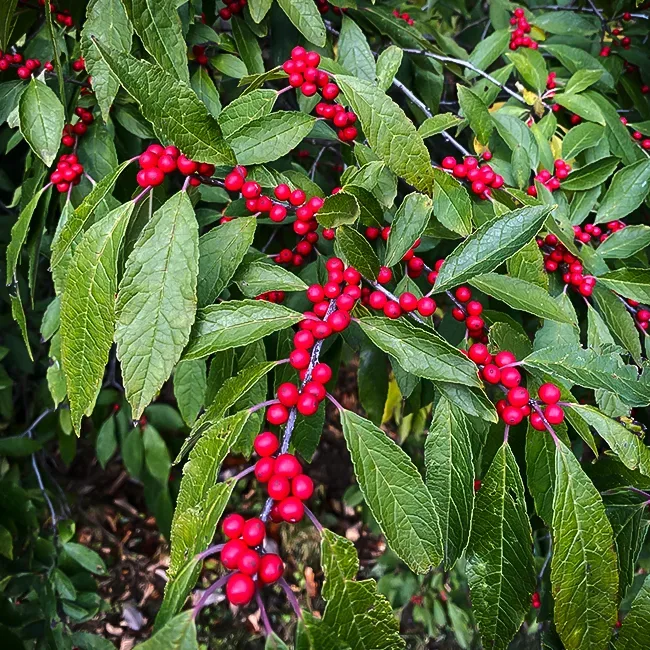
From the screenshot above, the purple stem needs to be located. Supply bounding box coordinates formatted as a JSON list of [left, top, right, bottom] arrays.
[[304, 505, 323, 533], [278, 578, 303, 618], [133, 186, 152, 204], [195, 543, 225, 561], [627, 486, 650, 500], [231, 465, 256, 482], [192, 572, 231, 619], [249, 399, 279, 414], [255, 590, 273, 636], [182, 175, 191, 191], [503, 424, 510, 444], [326, 392, 344, 413], [530, 402, 561, 447]]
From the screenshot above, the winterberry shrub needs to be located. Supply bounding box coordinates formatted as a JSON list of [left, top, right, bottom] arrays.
[[2, 1, 650, 649]]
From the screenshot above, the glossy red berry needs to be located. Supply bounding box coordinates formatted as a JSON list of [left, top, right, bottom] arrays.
[[258, 554, 284, 584], [377, 266, 392, 284], [266, 403, 289, 425], [275, 454, 302, 479], [242, 181, 261, 198], [468, 343, 489, 364], [502, 406, 524, 426], [530, 412, 546, 431], [494, 351, 516, 367], [538, 383, 561, 404], [399, 292, 418, 312], [226, 573, 255, 605], [221, 539, 247, 569], [384, 301, 402, 319], [290, 348, 311, 369], [278, 496, 305, 522], [482, 364, 501, 384], [417, 297, 436, 317], [500, 367, 522, 388], [255, 457, 276, 483], [455, 286, 471, 302], [297, 392, 319, 416], [277, 383, 300, 407], [242, 518, 266, 547], [508, 387, 529, 408], [237, 548, 260, 575], [544, 404, 565, 425], [268, 474, 291, 500], [312, 363, 332, 384], [222, 513, 245, 539]]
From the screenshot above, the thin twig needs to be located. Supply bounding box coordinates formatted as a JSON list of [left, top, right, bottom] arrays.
[[278, 578, 303, 618], [256, 591, 274, 637], [192, 572, 231, 619], [367, 279, 427, 325]]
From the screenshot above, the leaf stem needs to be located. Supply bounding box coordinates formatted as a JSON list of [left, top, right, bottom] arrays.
[[325, 392, 344, 413], [303, 505, 324, 533], [366, 279, 427, 325], [249, 399, 279, 414], [530, 402, 561, 447], [278, 578, 303, 618], [192, 572, 231, 619], [255, 590, 274, 636], [195, 543, 225, 561]]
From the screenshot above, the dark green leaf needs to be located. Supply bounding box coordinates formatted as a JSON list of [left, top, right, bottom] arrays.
[[338, 16, 375, 81], [432, 169, 473, 237], [334, 225, 381, 280], [385, 192, 433, 266], [277, 0, 326, 46], [316, 191, 360, 228], [596, 159, 650, 223], [560, 156, 619, 191], [597, 225, 650, 259], [597, 268, 650, 305]]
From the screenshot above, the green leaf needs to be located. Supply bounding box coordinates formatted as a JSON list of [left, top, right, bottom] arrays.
[[457, 85, 493, 145], [433, 204, 552, 292], [61, 201, 135, 431], [507, 238, 548, 289], [78, 124, 119, 181], [570, 405, 650, 476], [596, 158, 650, 222], [338, 16, 375, 81], [543, 45, 613, 90], [231, 17, 264, 76], [336, 75, 433, 194], [555, 93, 605, 125], [248, 0, 273, 22], [341, 409, 442, 572], [6, 185, 48, 284], [18, 78, 64, 167], [197, 217, 256, 306], [432, 168, 473, 237], [560, 156, 619, 191], [211, 53, 248, 79], [174, 360, 206, 427], [522, 344, 650, 407], [91, 42, 235, 166], [466, 443, 536, 650], [358, 317, 481, 387], [234, 259, 308, 297], [597, 225, 650, 259], [218, 89, 277, 138], [316, 191, 360, 228], [551, 439, 618, 650], [96, 416, 117, 469], [63, 542, 107, 575], [277, 0, 326, 46], [0, 1, 17, 51], [506, 47, 547, 92], [50, 160, 132, 268], [122, 0, 189, 83], [565, 69, 604, 94], [418, 112, 465, 138], [526, 423, 558, 524], [184, 300, 303, 360], [534, 11, 600, 36], [227, 111, 315, 165], [385, 192, 433, 266], [376, 45, 403, 92], [320, 530, 405, 650], [562, 122, 605, 160], [143, 423, 171, 483], [0, 80, 25, 125], [425, 398, 474, 568], [469, 273, 576, 324], [297, 611, 352, 650], [334, 225, 381, 280], [10, 290, 32, 361], [492, 112, 539, 170], [190, 67, 221, 118], [468, 29, 510, 78], [614, 575, 650, 649], [116, 192, 199, 419], [81, 0, 133, 122], [598, 268, 650, 305], [135, 612, 197, 650]]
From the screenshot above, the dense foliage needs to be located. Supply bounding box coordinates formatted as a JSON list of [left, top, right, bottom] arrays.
[[2, 0, 650, 648]]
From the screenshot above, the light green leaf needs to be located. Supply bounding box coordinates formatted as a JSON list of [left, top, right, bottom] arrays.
[[334, 225, 381, 280], [316, 191, 360, 228], [174, 360, 206, 427], [277, 0, 326, 46], [61, 201, 135, 431], [248, 0, 273, 22], [433, 204, 552, 292], [562, 122, 604, 160], [234, 259, 307, 297], [358, 316, 481, 387], [598, 268, 650, 305], [425, 398, 474, 568], [595, 160, 650, 223], [534, 11, 600, 36], [565, 69, 603, 94], [134, 612, 197, 650], [218, 89, 277, 138], [81, 0, 133, 122], [506, 47, 547, 92], [457, 85, 493, 145], [190, 67, 221, 118], [122, 0, 189, 83], [338, 16, 375, 81], [184, 300, 303, 360], [231, 17, 264, 76], [211, 53, 248, 79], [297, 611, 352, 650], [551, 439, 618, 650], [432, 168, 473, 237], [116, 192, 199, 419], [0, 80, 25, 125], [18, 78, 64, 167], [91, 42, 235, 166], [376, 45, 402, 91], [597, 225, 650, 259], [492, 112, 539, 170], [341, 409, 443, 573], [468, 29, 510, 78], [385, 192, 433, 266], [337, 75, 433, 194], [63, 542, 107, 574], [227, 111, 315, 165], [507, 238, 548, 289], [197, 217, 256, 306], [467, 443, 535, 650], [10, 292, 32, 361], [614, 575, 650, 649], [560, 156, 619, 191], [555, 93, 605, 125], [418, 112, 465, 138], [96, 415, 117, 468], [543, 45, 613, 90], [469, 273, 576, 324]]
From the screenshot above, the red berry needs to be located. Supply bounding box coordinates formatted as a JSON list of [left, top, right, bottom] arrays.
[[377, 266, 392, 284], [145, 167, 165, 187], [226, 573, 255, 606], [289, 189, 306, 206], [177, 155, 198, 175], [242, 518, 266, 547], [258, 554, 284, 584], [383, 301, 402, 319], [369, 291, 387, 310], [468, 343, 489, 364], [322, 83, 339, 100], [530, 412, 546, 431], [336, 293, 356, 311], [502, 405, 524, 426], [222, 513, 245, 539], [266, 403, 289, 425], [277, 383, 299, 407], [294, 330, 315, 349], [442, 156, 456, 169], [274, 183, 291, 200], [312, 320, 332, 339], [494, 351, 516, 367], [268, 474, 291, 500], [290, 348, 311, 369], [398, 292, 418, 312], [303, 380, 326, 401], [500, 367, 522, 388], [278, 496, 305, 522], [221, 539, 247, 569], [544, 404, 564, 425], [482, 364, 501, 384], [275, 454, 302, 479], [292, 474, 314, 500], [455, 286, 471, 302], [417, 297, 436, 317], [465, 316, 484, 331], [312, 363, 332, 384], [297, 392, 319, 416], [238, 548, 260, 575], [538, 383, 561, 404], [508, 387, 529, 408], [242, 181, 261, 198], [329, 309, 351, 332], [255, 457, 275, 483]]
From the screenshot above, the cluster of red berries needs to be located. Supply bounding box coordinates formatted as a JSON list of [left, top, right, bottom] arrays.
[[508, 8, 538, 50], [601, 26, 633, 57], [71, 57, 85, 73], [526, 160, 571, 197], [574, 220, 625, 245], [620, 117, 650, 151], [255, 291, 286, 303], [135, 143, 215, 188], [0, 52, 54, 77], [624, 298, 650, 332], [314, 0, 345, 15], [218, 0, 246, 21], [392, 9, 414, 25], [219, 514, 284, 605], [61, 106, 94, 147], [532, 591, 541, 609], [364, 227, 427, 278], [27, 0, 74, 28], [449, 284, 488, 342], [365, 285, 436, 320], [467, 343, 565, 428], [546, 71, 557, 90], [441, 153, 504, 200], [50, 154, 84, 193], [282, 47, 358, 143], [536, 234, 597, 297], [192, 45, 209, 66], [253, 433, 314, 518]]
